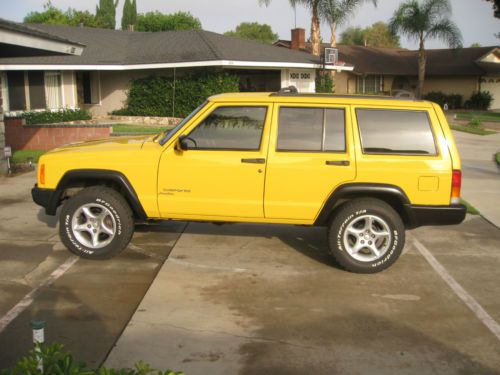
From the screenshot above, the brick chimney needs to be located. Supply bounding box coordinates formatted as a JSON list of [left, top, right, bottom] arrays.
[[291, 28, 305, 51]]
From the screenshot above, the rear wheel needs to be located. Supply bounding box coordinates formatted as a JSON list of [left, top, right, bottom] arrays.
[[59, 187, 134, 259], [327, 198, 405, 273]]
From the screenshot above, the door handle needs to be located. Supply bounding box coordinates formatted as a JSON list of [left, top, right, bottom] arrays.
[[325, 160, 350, 166], [241, 158, 266, 164]]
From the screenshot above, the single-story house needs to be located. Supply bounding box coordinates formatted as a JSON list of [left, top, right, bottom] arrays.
[[0, 18, 87, 173], [0, 19, 353, 117], [275, 28, 500, 109]]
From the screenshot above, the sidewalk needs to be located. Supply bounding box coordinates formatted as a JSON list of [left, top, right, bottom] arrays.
[[453, 130, 500, 227]]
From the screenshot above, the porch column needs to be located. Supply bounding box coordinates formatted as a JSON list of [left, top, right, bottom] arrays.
[[0, 73, 6, 175]]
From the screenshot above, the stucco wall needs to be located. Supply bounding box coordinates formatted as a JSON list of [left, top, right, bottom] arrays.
[[422, 76, 479, 99]]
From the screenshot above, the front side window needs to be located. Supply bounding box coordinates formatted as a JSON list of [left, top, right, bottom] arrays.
[[277, 107, 345, 152], [186, 106, 267, 150], [356, 109, 437, 155]]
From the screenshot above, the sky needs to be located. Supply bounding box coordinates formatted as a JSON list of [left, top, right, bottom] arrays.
[[4, 0, 500, 49]]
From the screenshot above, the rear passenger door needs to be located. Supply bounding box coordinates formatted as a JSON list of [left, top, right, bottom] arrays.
[[264, 103, 356, 221]]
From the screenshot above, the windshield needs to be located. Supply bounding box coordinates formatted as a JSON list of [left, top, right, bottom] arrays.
[[159, 101, 208, 146]]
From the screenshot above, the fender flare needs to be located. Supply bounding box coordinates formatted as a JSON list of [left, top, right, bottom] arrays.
[[314, 183, 411, 226], [56, 169, 148, 220]]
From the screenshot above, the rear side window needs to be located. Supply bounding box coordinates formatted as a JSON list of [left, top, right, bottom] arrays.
[[277, 107, 345, 152], [356, 109, 437, 155], [187, 106, 267, 150]]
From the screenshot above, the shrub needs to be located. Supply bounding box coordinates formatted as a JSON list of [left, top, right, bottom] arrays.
[[315, 71, 333, 93], [113, 72, 240, 118], [468, 117, 484, 129], [423, 91, 462, 109], [8, 109, 92, 125], [0, 342, 184, 375], [468, 91, 493, 110]]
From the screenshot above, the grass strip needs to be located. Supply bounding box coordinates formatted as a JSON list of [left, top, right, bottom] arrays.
[[450, 124, 496, 135], [11, 150, 46, 163], [461, 199, 480, 215]]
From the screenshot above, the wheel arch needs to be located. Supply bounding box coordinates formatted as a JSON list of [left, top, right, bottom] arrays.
[[57, 169, 147, 220], [314, 183, 411, 226]]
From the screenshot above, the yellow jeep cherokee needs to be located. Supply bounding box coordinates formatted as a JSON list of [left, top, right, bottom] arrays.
[[32, 91, 466, 273]]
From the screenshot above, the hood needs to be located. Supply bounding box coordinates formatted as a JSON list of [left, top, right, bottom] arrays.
[[47, 135, 152, 154]]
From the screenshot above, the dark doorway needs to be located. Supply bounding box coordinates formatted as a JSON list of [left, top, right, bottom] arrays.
[[7, 71, 26, 111]]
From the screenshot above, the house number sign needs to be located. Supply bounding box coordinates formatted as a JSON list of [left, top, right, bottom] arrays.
[[290, 72, 311, 80]]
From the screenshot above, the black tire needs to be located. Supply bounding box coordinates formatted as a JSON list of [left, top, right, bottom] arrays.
[[327, 198, 405, 273], [59, 186, 134, 260]]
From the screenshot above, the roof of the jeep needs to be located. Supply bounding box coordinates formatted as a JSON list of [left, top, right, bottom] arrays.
[[208, 92, 434, 108]]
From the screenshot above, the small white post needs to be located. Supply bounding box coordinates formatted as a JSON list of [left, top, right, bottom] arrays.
[[30, 320, 45, 372]]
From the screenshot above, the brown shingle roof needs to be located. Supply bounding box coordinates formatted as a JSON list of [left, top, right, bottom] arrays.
[[275, 40, 499, 76]]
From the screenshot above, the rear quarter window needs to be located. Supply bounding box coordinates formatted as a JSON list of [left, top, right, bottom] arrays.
[[356, 109, 437, 155]]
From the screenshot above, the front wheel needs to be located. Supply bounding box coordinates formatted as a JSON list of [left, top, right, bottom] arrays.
[[328, 198, 405, 273], [59, 187, 134, 259]]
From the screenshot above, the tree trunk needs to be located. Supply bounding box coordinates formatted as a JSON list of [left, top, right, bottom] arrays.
[[311, 2, 321, 56], [330, 23, 337, 48], [329, 22, 337, 93], [417, 37, 426, 99]]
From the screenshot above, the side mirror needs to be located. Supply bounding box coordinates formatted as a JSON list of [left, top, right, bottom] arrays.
[[178, 135, 189, 151]]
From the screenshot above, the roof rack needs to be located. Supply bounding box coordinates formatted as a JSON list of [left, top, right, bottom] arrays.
[[271, 87, 420, 101]]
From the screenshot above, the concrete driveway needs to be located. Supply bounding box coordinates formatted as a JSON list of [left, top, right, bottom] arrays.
[[0, 171, 185, 368], [454, 130, 500, 227]]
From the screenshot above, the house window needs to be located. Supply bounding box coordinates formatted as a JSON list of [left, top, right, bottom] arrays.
[[357, 75, 384, 94], [6, 71, 26, 111], [3, 70, 65, 112], [28, 71, 46, 110], [81, 71, 100, 104], [44, 71, 62, 109]]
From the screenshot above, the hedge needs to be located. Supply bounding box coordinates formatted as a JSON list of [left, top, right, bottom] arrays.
[[113, 72, 240, 118], [423, 91, 463, 109], [9, 109, 92, 125]]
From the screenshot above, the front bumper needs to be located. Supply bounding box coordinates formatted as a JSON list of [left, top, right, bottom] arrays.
[[32, 184, 62, 215], [405, 204, 467, 228]]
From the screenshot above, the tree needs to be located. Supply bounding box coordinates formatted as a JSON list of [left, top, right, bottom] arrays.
[[136, 11, 202, 32], [260, 0, 322, 56], [95, 0, 119, 29], [318, 0, 377, 48], [340, 26, 366, 45], [121, 0, 137, 30], [24, 1, 98, 27], [486, 0, 500, 17], [470, 42, 482, 47], [364, 22, 400, 48], [224, 22, 279, 44], [389, 0, 462, 99], [340, 23, 400, 48]]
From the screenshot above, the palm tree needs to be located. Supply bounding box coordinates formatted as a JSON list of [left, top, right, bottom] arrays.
[[319, 0, 377, 48], [260, 0, 323, 56], [389, 0, 462, 98]]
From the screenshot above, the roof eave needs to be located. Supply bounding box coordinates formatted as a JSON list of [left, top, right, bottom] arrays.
[[0, 60, 354, 71]]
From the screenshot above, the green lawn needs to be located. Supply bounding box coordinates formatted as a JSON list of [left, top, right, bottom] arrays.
[[12, 150, 46, 163], [453, 112, 500, 122], [450, 124, 497, 135], [461, 199, 480, 215], [112, 124, 170, 135]]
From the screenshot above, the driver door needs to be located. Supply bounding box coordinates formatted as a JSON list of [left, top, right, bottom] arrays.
[[157, 104, 271, 219]]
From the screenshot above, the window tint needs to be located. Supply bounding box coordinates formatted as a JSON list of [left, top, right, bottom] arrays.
[[187, 106, 267, 150], [357, 109, 437, 155], [277, 107, 345, 152]]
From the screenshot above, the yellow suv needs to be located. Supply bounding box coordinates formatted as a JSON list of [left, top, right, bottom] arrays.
[[32, 91, 466, 273]]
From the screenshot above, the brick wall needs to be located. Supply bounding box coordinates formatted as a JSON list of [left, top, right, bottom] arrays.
[[0, 74, 6, 175], [4, 118, 111, 151]]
